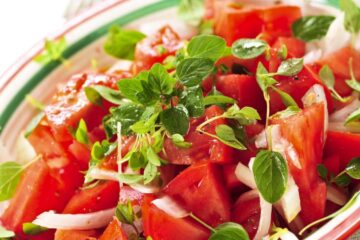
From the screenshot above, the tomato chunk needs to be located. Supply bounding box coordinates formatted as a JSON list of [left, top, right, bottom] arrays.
[[134, 25, 183, 72], [99, 219, 128, 240], [324, 131, 360, 171], [45, 73, 117, 143], [272, 37, 306, 58], [271, 103, 327, 224], [163, 162, 231, 227], [142, 195, 210, 240], [54, 229, 99, 240]]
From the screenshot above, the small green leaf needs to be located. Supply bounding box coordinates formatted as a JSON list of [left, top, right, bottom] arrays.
[[129, 151, 146, 171], [278, 44, 288, 60], [346, 157, 360, 179], [177, 0, 204, 26], [277, 58, 304, 77], [34, 37, 67, 64], [131, 112, 159, 134], [118, 174, 144, 184], [152, 131, 164, 153], [0, 226, 15, 238], [23, 223, 48, 235], [75, 119, 89, 145], [0, 162, 23, 201], [115, 201, 135, 224], [272, 106, 301, 119], [256, 62, 278, 92], [345, 108, 360, 124], [209, 222, 249, 240], [143, 162, 158, 184], [147, 147, 162, 167], [180, 86, 204, 117], [224, 105, 261, 125], [231, 39, 268, 59], [171, 134, 192, 148], [319, 64, 335, 89], [334, 173, 352, 187], [317, 164, 328, 181], [177, 58, 214, 87], [272, 87, 299, 108], [203, 95, 236, 106], [104, 26, 146, 60], [340, 0, 360, 34], [346, 58, 360, 92], [252, 150, 288, 203], [117, 78, 144, 104], [215, 124, 246, 150], [292, 16, 335, 42], [84, 87, 102, 106], [160, 105, 189, 135], [24, 112, 45, 138], [148, 63, 177, 95], [85, 85, 123, 105], [187, 35, 227, 61]]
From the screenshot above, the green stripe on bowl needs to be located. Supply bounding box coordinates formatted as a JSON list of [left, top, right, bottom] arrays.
[[0, 0, 179, 134]]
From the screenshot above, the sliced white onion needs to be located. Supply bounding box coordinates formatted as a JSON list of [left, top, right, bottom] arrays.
[[302, 84, 328, 133], [152, 196, 189, 219], [255, 130, 267, 149], [88, 168, 118, 181], [33, 209, 115, 230], [279, 231, 299, 240], [129, 183, 161, 194], [235, 160, 256, 189], [303, 48, 322, 64], [275, 176, 301, 223], [235, 189, 259, 205], [0, 201, 9, 217], [254, 195, 273, 240], [327, 185, 348, 206], [328, 122, 360, 133], [330, 98, 360, 122]]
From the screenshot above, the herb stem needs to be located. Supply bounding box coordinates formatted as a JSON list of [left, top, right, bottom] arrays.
[[196, 115, 224, 132], [189, 213, 216, 233], [264, 93, 270, 129]]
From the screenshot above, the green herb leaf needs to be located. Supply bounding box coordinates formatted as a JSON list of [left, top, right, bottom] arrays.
[[272, 106, 301, 119], [178, 0, 204, 26], [0, 226, 15, 238], [277, 58, 304, 77], [24, 112, 45, 138], [171, 134, 192, 148], [23, 223, 48, 235], [104, 26, 146, 60], [209, 222, 249, 240], [34, 37, 67, 64], [292, 16, 335, 42], [160, 105, 189, 135], [180, 86, 204, 117], [203, 95, 236, 106], [317, 164, 328, 181], [187, 35, 227, 61], [215, 124, 246, 150], [340, 0, 360, 34], [231, 39, 268, 59], [148, 63, 177, 95], [118, 174, 144, 184], [177, 58, 214, 87], [0, 162, 23, 201], [278, 44, 288, 60], [319, 64, 335, 89], [224, 105, 261, 124], [146, 147, 162, 167], [115, 201, 135, 224], [271, 87, 299, 108], [346, 157, 360, 179], [143, 162, 158, 184], [117, 78, 144, 104], [129, 151, 146, 171], [252, 150, 288, 203], [334, 173, 352, 187], [345, 108, 360, 124], [345, 58, 360, 92], [75, 119, 89, 146], [85, 85, 123, 105], [256, 62, 278, 92]]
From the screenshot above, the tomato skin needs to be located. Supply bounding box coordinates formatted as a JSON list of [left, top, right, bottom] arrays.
[[134, 25, 183, 72], [63, 181, 120, 214], [54, 229, 100, 240], [142, 195, 210, 240], [323, 155, 341, 176], [232, 195, 261, 239], [324, 131, 360, 171], [163, 161, 231, 227], [222, 164, 248, 198], [45, 73, 117, 143], [99, 219, 128, 240], [272, 37, 306, 58], [271, 103, 327, 224]]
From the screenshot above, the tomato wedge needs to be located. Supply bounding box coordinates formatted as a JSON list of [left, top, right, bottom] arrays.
[[54, 229, 99, 240], [272, 37, 306, 58], [163, 161, 231, 227], [99, 219, 128, 240], [142, 195, 210, 240], [271, 103, 327, 224]]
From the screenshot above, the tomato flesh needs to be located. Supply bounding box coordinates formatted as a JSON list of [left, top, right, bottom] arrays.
[[272, 37, 306, 58], [99, 219, 128, 240], [54, 229, 100, 240]]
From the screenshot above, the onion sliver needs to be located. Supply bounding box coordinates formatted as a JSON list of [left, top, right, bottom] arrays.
[[328, 122, 360, 133], [254, 196, 272, 240], [330, 98, 360, 122], [235, 161, 256, 189], [152, 196, 189, 219], [33, 208, 115, 230], [235, 189, 259, 205], [327, 185, 348, 206]]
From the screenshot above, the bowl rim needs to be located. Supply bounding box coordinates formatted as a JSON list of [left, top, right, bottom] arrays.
[[0, 0, 358, 239]]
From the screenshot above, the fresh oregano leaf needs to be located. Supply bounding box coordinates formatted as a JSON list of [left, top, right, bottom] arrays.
[[292, 16, 335, 42], [231, 39, 268, 59]]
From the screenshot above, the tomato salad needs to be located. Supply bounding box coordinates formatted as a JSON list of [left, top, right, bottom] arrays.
[[1, 0, 360, 239]]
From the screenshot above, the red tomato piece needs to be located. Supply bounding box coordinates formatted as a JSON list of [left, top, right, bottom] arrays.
[[134, 25, 183, 72], [323, 155, 341, 176], [45, 73, 117, 143], [324, 131, 360, 171], [222, 164, 247, 197], [272, 37, 306, 58], [63, 181, 120, 214], [142, 195, 210, 240], [163, 162, 231, 227], [216, 74, 266, 117], [99, 219, 128, 240], [232, 194, 261, 239], [119, 186, 145, 206], [271, 103, 327, 224], [54, 229, 100, 240], [163, 106, 234, 164]]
